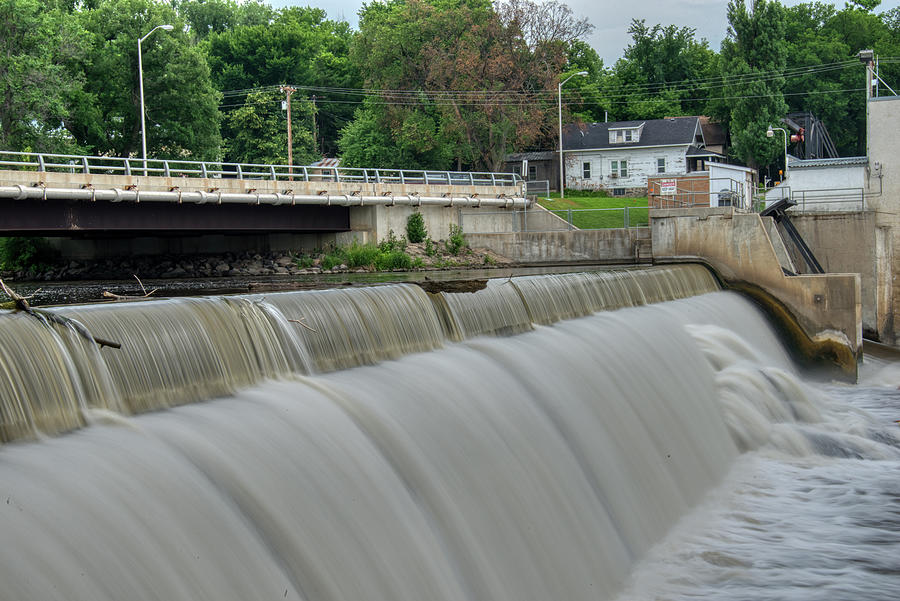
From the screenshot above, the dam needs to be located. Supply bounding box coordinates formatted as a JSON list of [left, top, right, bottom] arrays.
[[0, 266, 898, 600]]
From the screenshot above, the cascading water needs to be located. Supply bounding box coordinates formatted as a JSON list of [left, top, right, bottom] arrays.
[[0, 265, 896, 601]]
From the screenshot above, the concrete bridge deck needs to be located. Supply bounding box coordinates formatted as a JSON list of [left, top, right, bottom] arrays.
[[0, 152, 527, 234]]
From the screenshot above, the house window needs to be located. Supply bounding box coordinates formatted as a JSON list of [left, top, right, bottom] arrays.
[[657, 158, 666, 174], [582, 161, 591, 179], [609, 128, 640, 144], [610, 160, 628, 178], [612, 188, 626, 196], [528, 164, 537, 180]]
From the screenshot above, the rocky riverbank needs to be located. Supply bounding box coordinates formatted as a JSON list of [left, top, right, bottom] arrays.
[[4, 243, 513, 282]]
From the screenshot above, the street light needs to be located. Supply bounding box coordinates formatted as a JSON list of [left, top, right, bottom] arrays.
[[558, 71, 588, 199], [138, 24, 174, 176], [766, 125, 788, 184]]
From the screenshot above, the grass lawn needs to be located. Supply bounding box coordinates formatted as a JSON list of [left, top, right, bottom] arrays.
[[538, 193, 649, 229]]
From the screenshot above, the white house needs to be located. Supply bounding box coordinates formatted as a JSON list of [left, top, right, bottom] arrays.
[[561, 116, 724, 195]]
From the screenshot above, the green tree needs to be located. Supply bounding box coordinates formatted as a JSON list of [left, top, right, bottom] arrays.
[[69, 0, 221, 160], [338, 103, 454, 169], [348, 0, 576, 171], [204, 7, 358, 157], [224, 89, 316, 165], [0, 0, 89, 152], [718, 0, 789, 170], [175, 0, 274, 41], [604, 20, 716, 122]]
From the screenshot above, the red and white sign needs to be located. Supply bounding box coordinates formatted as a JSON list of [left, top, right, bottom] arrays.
[[660, 179, 677, 195]]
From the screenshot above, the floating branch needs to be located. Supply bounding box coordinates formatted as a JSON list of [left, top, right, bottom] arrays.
[[102, 275, 158, 301], [0, 279, 121, 350]]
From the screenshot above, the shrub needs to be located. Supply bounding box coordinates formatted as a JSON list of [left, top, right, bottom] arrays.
[[320, 247, 346, 270], [444, 224, 467, 256], [378, 229, 406, 253], [295, 254, 316, 269], [405, 211, 427, 243], [0, 237, 55, 273], [374, 249, 413, 271], [344, 241, 381, 268], [424, 238, 437, 256]]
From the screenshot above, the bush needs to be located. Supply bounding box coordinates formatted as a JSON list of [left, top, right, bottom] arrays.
[[406, 211, 427, 243], [424, 238, 437, 256], [378, 229, 406, 253], [0, 237, 55, 273], [374, 250, 413, 271], [444, 224, 467, 256], [343, 242, 381, 268]]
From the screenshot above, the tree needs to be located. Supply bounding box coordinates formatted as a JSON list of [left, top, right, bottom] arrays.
[[718, 0, 789, 170], [494, 0, 593, 49], [69, 0, 221, 160], [175, 0, 274, 41], [348, 0, 582, 171], [224, 89, 316, 165], [0, 0, 89, 152], [605, 20, 716, 121], [204, 7, 358, 157]]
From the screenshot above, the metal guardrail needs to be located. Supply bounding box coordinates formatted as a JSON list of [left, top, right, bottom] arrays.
[[758, 186, 867, 212], [0, 151, 523, 187]]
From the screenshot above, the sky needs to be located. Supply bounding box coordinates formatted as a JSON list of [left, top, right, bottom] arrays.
[[270, 0, 900, 64]]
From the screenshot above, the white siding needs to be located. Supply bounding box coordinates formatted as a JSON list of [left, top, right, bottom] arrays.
[[708, 162, 755, 209], [564, 146, 689, 190], [765, 164, 867, 212]]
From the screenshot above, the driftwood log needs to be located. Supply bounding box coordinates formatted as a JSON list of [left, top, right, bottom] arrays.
[[0, 279, 121, 350]]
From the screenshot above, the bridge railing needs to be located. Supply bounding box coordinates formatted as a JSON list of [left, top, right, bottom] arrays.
[[0, 151, 522, 187]]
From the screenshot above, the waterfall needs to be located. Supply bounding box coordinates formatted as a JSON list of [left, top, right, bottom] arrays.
[[0, 265, 895, 601]]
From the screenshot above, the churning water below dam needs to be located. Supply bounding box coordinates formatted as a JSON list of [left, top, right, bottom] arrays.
[[0, 265, 897, 601]]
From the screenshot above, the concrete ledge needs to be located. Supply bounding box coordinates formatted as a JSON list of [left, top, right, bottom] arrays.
[[652, 207, 862, 379], [467, 228, 651, 264]]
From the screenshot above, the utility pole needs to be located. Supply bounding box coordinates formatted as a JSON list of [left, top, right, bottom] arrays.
[[280, 85, 296, 178], [311, 94, 318, 157]]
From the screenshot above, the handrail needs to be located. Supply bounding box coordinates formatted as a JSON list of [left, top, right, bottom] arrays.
[[0, 150, 523, 187]]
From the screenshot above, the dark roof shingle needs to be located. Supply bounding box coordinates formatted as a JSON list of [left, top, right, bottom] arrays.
[[563, 116, 701, 151]]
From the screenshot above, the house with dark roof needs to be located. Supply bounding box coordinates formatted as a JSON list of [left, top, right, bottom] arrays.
[[502, 151, 559, 191], [562, 116, 726, 194]]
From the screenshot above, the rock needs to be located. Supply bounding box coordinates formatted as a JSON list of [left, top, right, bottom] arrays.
[[214, 262, 230, 273], [274, 266, 289, 274], [162, 266, 187, 278], [276, 256, 294, 267]]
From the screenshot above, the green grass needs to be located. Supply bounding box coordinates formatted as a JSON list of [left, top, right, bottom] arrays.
[[538, 194, 649, 229]]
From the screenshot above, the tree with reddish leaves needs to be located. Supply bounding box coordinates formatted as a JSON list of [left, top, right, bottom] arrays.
[[341, 0, 588, 171]]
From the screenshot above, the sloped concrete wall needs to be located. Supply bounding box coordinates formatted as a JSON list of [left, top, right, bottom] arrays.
[[651, 207, 861, 377]]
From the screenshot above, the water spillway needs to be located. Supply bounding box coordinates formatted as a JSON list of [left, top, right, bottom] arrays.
[[0, 265, 897, 600]]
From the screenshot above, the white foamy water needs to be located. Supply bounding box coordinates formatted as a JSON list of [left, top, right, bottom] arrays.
[[0, 287, 898, 601]]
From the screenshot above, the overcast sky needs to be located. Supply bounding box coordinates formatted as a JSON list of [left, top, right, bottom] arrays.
[[270, 0, 900, 64]]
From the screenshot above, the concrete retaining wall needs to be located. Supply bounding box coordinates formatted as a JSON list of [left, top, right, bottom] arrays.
[[466, 228, 650, 263], [652, 207, 861, 377], [782, 211, 888, 341]]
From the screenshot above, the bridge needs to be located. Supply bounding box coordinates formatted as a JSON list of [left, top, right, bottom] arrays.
[[0, 151, 527, 235]]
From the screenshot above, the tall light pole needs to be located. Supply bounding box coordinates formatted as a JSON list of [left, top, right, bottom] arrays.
[[138, 24, 174, 176], [766, 125, 788, 184], [558, 71, 588, 199]]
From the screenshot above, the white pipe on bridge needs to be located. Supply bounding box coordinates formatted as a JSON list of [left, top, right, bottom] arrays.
[[0, 185, 531, 209]]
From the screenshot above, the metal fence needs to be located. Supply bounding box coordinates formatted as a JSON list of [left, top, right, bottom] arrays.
[[0, 150, 523, 187], [524, 180, 550, 198], [460, 207, 650, 233], [758, 186, 866, 212]]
